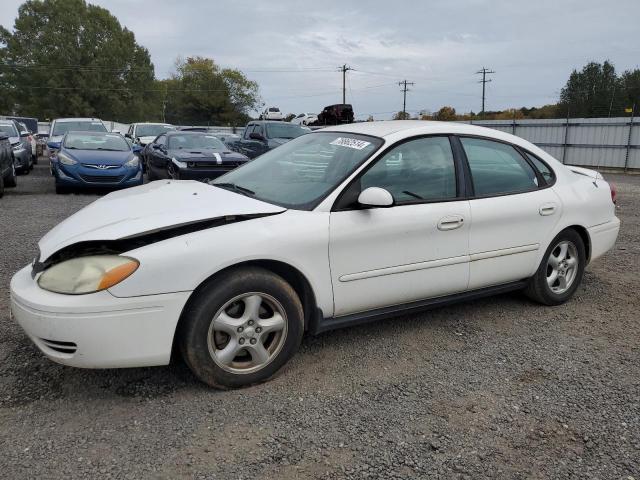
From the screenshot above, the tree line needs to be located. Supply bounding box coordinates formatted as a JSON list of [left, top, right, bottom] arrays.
[[0, 0, 260, 125]]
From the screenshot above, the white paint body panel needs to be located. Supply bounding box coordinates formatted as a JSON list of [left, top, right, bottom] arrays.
[[467, 188, 562, 290], [329, 201, 470, 316], [10, 121, 620, 369], [37, 180, 285, 261]]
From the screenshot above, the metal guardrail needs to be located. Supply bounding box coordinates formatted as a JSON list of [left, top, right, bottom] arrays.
[[467, 117, 639, 172]]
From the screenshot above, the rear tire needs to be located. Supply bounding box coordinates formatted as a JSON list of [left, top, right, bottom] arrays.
[[178, 267, 304, 389], [5, 164, 17, 187], [524, 229, 586, 306]]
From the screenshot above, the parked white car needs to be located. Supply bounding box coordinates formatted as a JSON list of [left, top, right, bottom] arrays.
[[260, 107, 283, 121], [291, 113, 318, 126], [11, 121, 620, 388]]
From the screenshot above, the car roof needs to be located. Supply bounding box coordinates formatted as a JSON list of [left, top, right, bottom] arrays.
[[65, 130, 115, 136], [166, 130, 214, 136], [250, 120, 295, 124], [53, 117, 103, 123], [134, 122, 172, 126], [320, 120, 505, 138]]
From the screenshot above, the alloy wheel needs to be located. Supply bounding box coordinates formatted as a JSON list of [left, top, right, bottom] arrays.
[[207, 293, 288, 374], [546, 240, 579, 294]]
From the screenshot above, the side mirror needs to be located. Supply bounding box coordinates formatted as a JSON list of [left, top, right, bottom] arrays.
[[124, 133, 132, 138], [152, 144, 161, 149], [358, 187, 394, 208], [249, 132, 266, 142], [47, 141, 61, 150]]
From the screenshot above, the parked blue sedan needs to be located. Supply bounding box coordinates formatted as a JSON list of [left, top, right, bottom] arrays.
[[51, 132, 143, 194]]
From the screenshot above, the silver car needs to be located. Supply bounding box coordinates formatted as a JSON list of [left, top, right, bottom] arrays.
[[0, 120, 33, 174]]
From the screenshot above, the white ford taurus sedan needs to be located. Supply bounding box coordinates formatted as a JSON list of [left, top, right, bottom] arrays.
[[10, 121, 620, 388]]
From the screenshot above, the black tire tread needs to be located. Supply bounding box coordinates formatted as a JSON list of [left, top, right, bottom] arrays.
[[178, 266, 304, 389], [524, 228, 586, 306]]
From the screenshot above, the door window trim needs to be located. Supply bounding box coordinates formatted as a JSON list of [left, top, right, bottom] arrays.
[[453, 134, 555, 200], [332, 134, 466, 211]]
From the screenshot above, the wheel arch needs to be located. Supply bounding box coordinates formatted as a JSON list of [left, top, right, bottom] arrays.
[[565, 224, 591, 263], [171, 259, 320, 361]]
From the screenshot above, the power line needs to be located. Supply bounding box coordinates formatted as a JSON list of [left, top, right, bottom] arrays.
[[398, 80, 415, 116], [476, 67, 495, 119]]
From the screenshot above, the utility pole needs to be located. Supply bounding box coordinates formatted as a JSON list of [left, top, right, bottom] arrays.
[[398, 80, 415, 117], [340, 64, 353, 105], [476, 67, 495, 119]]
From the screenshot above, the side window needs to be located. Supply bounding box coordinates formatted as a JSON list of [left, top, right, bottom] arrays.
[[156, 135, 166, 146], [254, 125, 264, 137], [360, 136, 457, 203], [524, 151, 554, 184], [460, 137, 538, 197], [244, 125, 254, 139]]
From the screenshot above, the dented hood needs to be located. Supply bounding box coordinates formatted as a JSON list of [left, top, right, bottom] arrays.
[[38, 180, 285, 261]]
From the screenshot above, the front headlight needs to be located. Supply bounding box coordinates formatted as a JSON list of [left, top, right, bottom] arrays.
[[58, 152, 77, 165], [37, 255, 139, 294], [125, 155, 140, 168]]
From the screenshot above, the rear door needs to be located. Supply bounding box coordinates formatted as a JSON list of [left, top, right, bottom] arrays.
[[329, 136, 470, 316], [458, 136, 561, 289]]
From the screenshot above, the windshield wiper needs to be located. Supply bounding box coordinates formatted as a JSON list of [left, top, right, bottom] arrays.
[[213, 182, 255, 196], [95, 148, 124, 151]]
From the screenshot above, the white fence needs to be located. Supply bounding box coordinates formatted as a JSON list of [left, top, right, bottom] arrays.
[[466, 117, 639, 171]]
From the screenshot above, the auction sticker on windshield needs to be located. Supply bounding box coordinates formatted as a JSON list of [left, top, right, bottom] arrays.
[[330, 137, 371, 150]]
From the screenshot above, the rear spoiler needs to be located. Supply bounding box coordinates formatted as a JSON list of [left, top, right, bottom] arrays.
[[568, 165, 604, 180]]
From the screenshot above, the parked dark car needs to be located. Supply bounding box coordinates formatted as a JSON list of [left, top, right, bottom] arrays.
[[0, 133, 18, 197], [0, 119, 33, 174], [6, 116, 37, 134], [316, 104, 354, 125], [229, 120, 307, 159], [51, 131, 143, 194], [146, 131, 250, 181]]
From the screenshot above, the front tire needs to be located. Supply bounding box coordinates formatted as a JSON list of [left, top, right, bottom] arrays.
[[525, 229, 586, 305], [178, 267, 304, 389]]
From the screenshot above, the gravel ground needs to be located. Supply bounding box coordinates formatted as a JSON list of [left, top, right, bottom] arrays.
[[0, 164, 638, 479]]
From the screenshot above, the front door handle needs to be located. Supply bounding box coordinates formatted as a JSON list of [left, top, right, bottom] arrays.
[[437, 215, 465, 231], [539, 203, 557, 216]]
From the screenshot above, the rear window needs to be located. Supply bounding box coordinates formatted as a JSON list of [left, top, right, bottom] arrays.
[[524, 152, 554, 184], [64, 132, 130, 151], [52, 121, 107, 136], [461, 137, 538, 196], [0, 124, 18, 136], [268, 107, 280, 112]]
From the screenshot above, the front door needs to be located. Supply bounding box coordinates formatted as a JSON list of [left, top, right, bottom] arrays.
[[329, 136, 470, 316]]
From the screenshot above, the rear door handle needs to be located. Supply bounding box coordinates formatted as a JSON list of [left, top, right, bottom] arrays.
[[437, 215, 465, 231], [539, 203, 557, 216]]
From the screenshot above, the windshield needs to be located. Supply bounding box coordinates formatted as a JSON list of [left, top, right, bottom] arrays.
[[0, 124, 18, 136], [168, 134, 227, 150], [52, 121, 107, 136], [136, 124, 173, 137], [64, 132, 130, 151], [212, 132, 382, 210], [266, 123, 307, 139]]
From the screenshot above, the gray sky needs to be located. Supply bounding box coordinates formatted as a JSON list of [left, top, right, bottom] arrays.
[[1, 0, 639, 119]]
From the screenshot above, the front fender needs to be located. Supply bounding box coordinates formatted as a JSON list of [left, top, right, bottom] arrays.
[[108, 210, 334, 316]]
